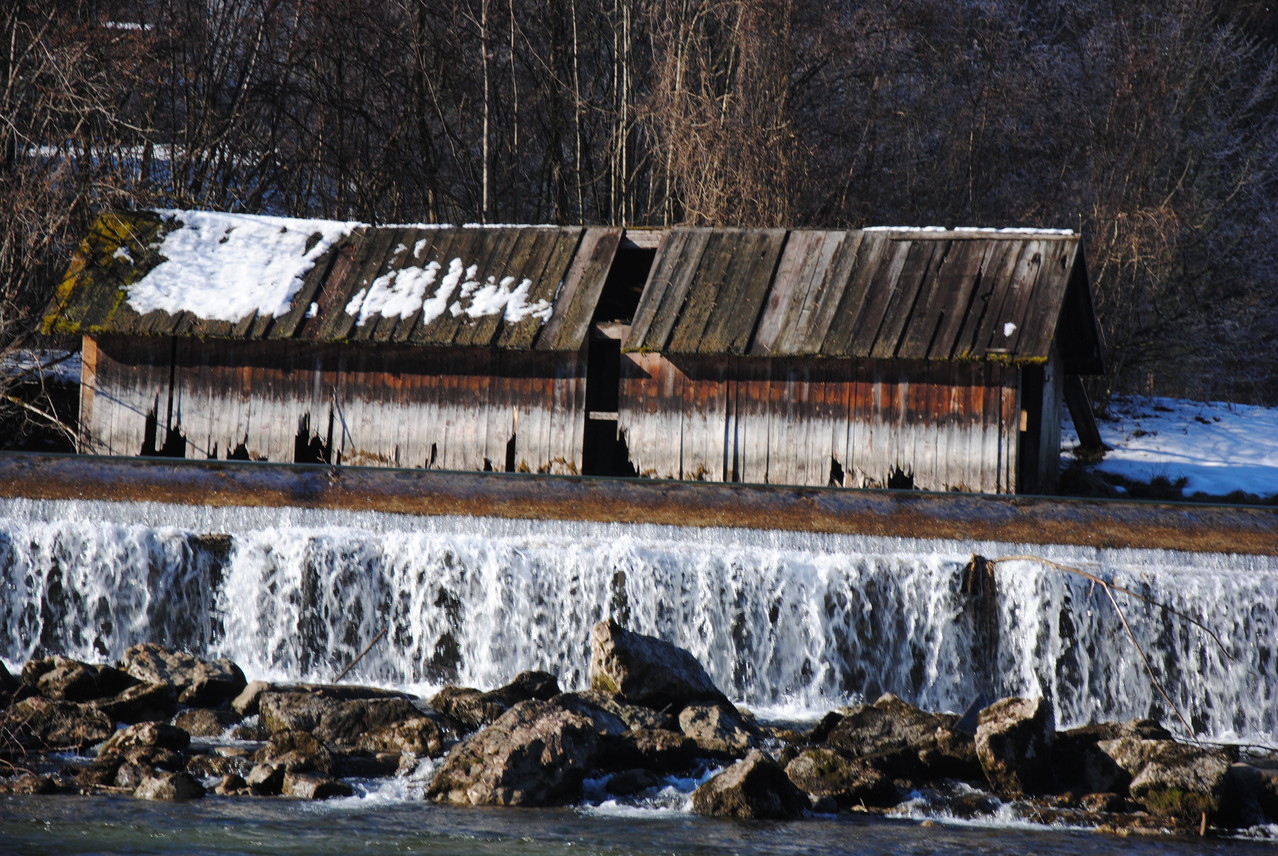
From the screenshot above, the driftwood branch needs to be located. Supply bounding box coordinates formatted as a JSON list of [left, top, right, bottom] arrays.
[[980, 553, 1241, 741], [1096, 578, 1196, 736], [2, 393, 78, 447], [991, 554, 1235, 663], [334, 627, 388, 683]]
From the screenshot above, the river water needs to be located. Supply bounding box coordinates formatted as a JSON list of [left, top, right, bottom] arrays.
[[5, 789, 1278, 856], [1, 495, 1276, 853]]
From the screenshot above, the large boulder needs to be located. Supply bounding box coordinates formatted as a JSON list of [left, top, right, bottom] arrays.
[[677, 703, 760, 759], [21, 656, 135, 702], [100, 722, 191, 756], [554, 690, 676, 732], [1, 697, 114, 751], [111, 746, 189, 789], [975, 696, 1055, 798], [183, 658, 249, 707], [92, 682, 179, 725], [598, 728, 700, 774], [1253, 764, 1278, 822], [588, 619, 728, 711], [784, 747, 899, 808], [550, 693, 632, 738], [282, 772, 355, 800], [430, 671, 561, 732], [1052, 719, 1171, 794], [234, 679, 410, 718], [120, 644, 196, 686], [357, 713, 458, 758], [823, 694, 950, 759], [1212, 763, 1278, 828], [259, 691, 421, 744], [246, 763, 286, 795], [118, 644, 245, 707], [253, 729, 337, 775], [819, 693, 979, 783], [232, 680, 270, 716], [174, 708, 242, 738], [214, 773, 249, 796], [429, 686, 515, 731], [1098, 736, 1237, 823], [333, 750, 401, 779], [427, 699, 601, 806], [134, 771, 205, 801], [691, 750, 810, 819], [72, 755, 127, 789], [917, 724, 984, 783]]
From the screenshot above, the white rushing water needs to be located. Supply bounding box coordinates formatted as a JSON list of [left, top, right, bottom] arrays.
[[0, 496, 1274, 744]]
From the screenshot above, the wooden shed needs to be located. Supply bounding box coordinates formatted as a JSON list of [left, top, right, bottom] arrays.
[[44, 213, 1103, 495], [44, 210, 623, 472], [616, 227, 1104, 494]]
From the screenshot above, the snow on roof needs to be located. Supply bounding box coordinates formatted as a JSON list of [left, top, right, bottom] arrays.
[[344, 255, 551, 328], [126, 210, 362, 322], [863, 225, 1076, 236], [125, 210, 557, 327]]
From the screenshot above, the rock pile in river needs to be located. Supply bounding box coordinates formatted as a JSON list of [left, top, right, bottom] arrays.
[[2, 628, 1277, 837]]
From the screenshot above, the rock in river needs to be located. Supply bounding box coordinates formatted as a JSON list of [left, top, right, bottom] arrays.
[[589, 618, 728, 711], [427, 698, 600, 807], [692, 749, 810, 820]]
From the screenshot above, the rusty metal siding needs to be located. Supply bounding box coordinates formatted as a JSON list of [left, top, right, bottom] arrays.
[[80, 336, 585, 473], [618, 354, 1022, 493]]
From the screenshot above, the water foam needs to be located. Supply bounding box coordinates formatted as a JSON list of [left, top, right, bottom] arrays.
[[1, 497, 1274, 742]]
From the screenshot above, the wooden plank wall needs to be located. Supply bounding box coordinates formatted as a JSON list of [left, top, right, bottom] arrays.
[[78, 335, 174, 456], [617, 352, 686, 478], [618, 354, 1023, 492], [82, 336, 585, 473]]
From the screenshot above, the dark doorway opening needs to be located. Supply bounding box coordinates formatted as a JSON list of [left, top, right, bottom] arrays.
[[581, 237, 654, 477], [1017, 365, 1045, 493]]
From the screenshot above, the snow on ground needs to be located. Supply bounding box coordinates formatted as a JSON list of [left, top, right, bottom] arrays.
[[1063, 395, 1278, 500], [0, 350, 82, 385]]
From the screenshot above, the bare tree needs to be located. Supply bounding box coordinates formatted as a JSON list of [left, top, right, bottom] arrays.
[[7, 0, 1278, 417], [1066, 0, 1278, 400], [0, 1, 150, 439], [640, 0, 800, 226]]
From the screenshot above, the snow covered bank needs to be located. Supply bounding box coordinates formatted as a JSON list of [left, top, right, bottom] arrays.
[[1064, 396, 1278, 501]]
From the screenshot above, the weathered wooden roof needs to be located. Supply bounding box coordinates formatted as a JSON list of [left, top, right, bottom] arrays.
[[626, 227, 1104, 372], [43, 210, 622, 352]]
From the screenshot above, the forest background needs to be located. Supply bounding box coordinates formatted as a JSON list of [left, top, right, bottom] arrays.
[[5, 0, 1278, 435]]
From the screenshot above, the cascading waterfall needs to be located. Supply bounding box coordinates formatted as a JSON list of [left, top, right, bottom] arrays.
[[1, 496, 1274, 743]]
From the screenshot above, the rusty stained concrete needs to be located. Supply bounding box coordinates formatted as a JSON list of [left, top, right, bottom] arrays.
[[0, 453, 1274, 556]]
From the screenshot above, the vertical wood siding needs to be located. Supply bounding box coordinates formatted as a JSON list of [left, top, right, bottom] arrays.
[[619, 354, 1023, 493], [82, 336, 584, 473]]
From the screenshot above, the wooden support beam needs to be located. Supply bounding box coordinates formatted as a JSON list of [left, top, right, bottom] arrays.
[[1064, 373, 1105, 455]]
